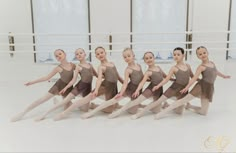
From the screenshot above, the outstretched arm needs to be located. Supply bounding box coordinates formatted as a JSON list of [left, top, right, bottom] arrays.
[[180, 65, 204, 94], [115, 68, 131, 99], [212, 62, 230, 79], [159, 66, 175, 81], [111, 62, 124, 84], [93, 66, 104, 96], [118, 74, 124, 84], [132, 71, 150, 98], [187, 64, 200, 81], [153, 67, 175, 91], [216, 70, 231, 79], [25, 67, 59, 86], [91, 64, 98, 78], [115, 66, 124, 84], [60, 66, 80, 94], [186, 64, 194, 78]]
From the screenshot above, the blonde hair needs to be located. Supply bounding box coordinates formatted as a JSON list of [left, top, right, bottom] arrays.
[[95, 46, 105, 53], [123, 47, 134, 54], [143, 51, 154, 60], [54, 49, 65, 54], [75, 48, 85, 53], [196, 46, 208, 54]]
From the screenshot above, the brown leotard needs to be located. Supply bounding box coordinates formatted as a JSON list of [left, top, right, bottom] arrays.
[[142, 68, 164, 101], [190, 62, 217, 102], [164, 65, 191, 99], [71, 63, 94, 97], [96, 65, 119, 100], [48, 63, 75, 97], [124, 64, 144, 100]]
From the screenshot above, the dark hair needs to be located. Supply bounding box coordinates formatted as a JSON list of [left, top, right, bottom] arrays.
[[95, 46, 105, 52], [143, 51, 154, 60], [173, 47, 184, 54], [196, 46, 207, 54]]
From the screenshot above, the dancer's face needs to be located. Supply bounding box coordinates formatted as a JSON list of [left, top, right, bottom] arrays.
[[173, 50, 184, 62], [75, 49, 86, 61], [95, 48, 106, 61], [196, 48, 209, 61], [144, 52, 155, 66], [123, 50, 135, 64], [54, 50, 66, 62]]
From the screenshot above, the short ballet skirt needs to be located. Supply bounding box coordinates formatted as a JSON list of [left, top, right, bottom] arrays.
[[190, 79, 214, 102], [48, 79, 73, 97]]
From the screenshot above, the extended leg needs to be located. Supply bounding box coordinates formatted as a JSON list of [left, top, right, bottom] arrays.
[[64, 101, 73, 110], [155, 94, 195, 119], [127, 105, 139, 114], [173, 105, 185, 115], [53, 93, 93, 121], [131, 96, 168, 119], [81, 97, 121, 119], [11, 93, 54, 122], [108, 95, 146, 119], [53, 96, 72, 110], [35, 93, 75, 121]]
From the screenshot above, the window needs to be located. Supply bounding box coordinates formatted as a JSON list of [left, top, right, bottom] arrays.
[[132, 0, 187, 61], [32, 0, 89, 63]]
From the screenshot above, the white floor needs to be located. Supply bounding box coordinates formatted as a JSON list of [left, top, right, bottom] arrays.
[[0, 59, 236, 152]]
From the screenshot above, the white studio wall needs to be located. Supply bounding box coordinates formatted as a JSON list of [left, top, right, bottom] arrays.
[[0, 0, 34, 63], [89, 0, 130, 67], [32, 0, 89, 63], [229, 0, 236, 59], [132, 0, 187, 61], [190, 0, 230, 62]]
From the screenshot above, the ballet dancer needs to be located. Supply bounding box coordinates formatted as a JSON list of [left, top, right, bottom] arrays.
[[81, 47, 144, 119], [11, 49, 75, 122], [35, 48, 97, 121], [108, 51, 167, 119], [154, 46, 231, 119], [131, 47, 194, 119], [53, 46, 123, 121]]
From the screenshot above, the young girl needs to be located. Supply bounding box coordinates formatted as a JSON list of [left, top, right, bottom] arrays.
[[81, 48, 144, 119], [11, 49, 75, 122], [35, 48, 97, 121], [108, 51, 167, 119], [131, 47, 194, 119], [154, 46, 231, 119], [53, 46, 124, 121]]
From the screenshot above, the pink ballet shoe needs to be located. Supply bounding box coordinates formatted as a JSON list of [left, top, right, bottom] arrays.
[[108, 112, 119, 119], [11, 112, 24, 122], [53, 113, 67, 121], [81, 112, 93, 119], [34, 116, 45, 122]]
